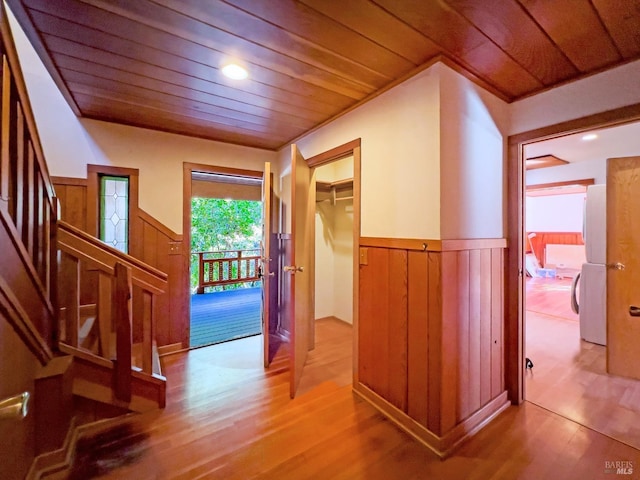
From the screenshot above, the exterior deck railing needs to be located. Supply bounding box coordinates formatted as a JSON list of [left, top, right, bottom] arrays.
[[195, 249, 261, 294]]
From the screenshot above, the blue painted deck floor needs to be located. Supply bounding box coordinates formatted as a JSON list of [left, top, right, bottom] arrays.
[[190, 287, 262, 348]]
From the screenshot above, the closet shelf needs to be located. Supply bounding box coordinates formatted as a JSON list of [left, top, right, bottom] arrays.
[[316, 178, 354, 205]]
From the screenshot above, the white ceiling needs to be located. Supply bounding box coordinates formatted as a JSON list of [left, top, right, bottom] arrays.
[[524, 120, 640, 164]]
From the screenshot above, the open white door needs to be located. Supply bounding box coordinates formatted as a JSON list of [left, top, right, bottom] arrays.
[[261, 162, 273, 367], [288, 144, 314, 398]]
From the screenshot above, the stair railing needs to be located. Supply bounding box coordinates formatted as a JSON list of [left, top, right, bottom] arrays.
[[57, 220, 167, 401]]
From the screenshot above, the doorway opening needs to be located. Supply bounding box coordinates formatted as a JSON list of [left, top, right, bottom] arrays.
[[511, 115, 640, 450], [296, 155, 355, 395], [187, 168, 264, 349], [286, 140, 361, 399]]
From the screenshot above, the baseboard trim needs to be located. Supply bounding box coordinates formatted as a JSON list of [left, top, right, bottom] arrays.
[[353, 383, 510, 458], [314, 315, 353, 326], [27, 413, 139, 480]]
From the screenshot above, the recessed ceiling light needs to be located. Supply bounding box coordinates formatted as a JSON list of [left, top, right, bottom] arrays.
[[581, 133, 598, 141], [222, 64, 248, 80]]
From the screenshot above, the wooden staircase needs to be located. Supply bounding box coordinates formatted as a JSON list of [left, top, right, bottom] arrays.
[[0, 5, 168, 475], [27, 222, 169, 477], [56, 220, 168, 412]]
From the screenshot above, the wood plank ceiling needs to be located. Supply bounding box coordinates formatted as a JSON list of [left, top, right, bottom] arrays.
[[7, 0, 640, 150]]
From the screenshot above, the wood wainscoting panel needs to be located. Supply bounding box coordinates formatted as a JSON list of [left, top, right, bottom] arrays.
[[426, 251, 442, 431], [480, 249, 493, 408], [138, 210, 186, 348], [456, 250, 471, 423], [358, 247, 408, 412], [438, 251, 459, 435], [387, 249, 408, 412], [52, 177, 87, 230], [51, 177, 187, 348], [359, 247, 390, 403], [491, 248, 504, 398], [53, 178, 96, 306], [407, 251, 429, 426], [358, 238, 507, 456]]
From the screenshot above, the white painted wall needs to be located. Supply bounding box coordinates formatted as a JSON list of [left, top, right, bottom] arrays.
[[315, 203, 334, 319], [314, 158, 353, 323], [439, 65, 509, 239], [279, 63, 509, 241], [510, 59, 640, 135], [526, 193, 585, 232], [8, 8, 277, 234], [278, 65, 442, 239], [526, 158, 607, 186], [332, 199, 353, 323]]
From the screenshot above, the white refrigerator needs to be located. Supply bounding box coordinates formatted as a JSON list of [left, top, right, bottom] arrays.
[[571, 184, 606, 345]]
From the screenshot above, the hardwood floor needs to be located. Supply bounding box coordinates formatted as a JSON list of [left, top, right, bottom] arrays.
[[77, 317, 640, 479], [526, 277, 640, 451], [526, 276, 578, 320]]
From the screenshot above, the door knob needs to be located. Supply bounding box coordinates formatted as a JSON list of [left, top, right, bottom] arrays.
[[607, 262, 625, 270], [630, 306, 640, 317], [284, 265, 304, 273]]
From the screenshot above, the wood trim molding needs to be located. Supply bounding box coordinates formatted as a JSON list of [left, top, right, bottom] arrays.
[[183, 162, 263, 178], [51, 176, 88, 187], [183, 162, 192, 350], [352, 145, 361, 386], [86, 165, 140, 178], [353, 383, 510, 458], [57, 221, 168, 295], [0, 274, 53, 365], [359, 237, 507, 252], [439, 392, 510, 454], [510, 104, 640, 145], [86, 165, 140, 240], [440, 238, 507, 251], [27, 412, 154, 479], [524, 154, 568, 170], [506, 102, 640, 405], [306, 139, 361, 167], [182, 162, 264, 348], [359, 237, 442, 252], [527, 178, 595, 191]]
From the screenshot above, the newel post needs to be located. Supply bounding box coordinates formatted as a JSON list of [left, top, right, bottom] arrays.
[[113, 262, 132, 403]]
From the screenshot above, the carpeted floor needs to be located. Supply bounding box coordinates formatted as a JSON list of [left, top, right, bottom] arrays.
[[190, 287, 262, 348]]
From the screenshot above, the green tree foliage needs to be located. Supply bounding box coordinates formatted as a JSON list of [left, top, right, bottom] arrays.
[[190, 198, 262, 291]]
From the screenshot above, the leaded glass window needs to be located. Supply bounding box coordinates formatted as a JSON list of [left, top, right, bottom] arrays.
[[99, 175, 129, 253]]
